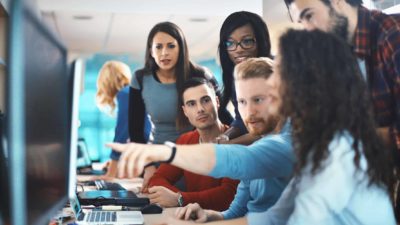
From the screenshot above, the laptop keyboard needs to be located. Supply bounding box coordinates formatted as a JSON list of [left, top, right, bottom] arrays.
[[86, 211, 117, 222], [95, 180, 126, 191]]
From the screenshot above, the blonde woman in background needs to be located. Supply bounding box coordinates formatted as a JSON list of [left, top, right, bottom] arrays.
[[96, 60, 151, 177]]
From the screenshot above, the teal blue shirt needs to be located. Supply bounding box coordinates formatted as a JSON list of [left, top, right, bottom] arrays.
[[209, 122, 294, 219], [210, 122, 294, 180]]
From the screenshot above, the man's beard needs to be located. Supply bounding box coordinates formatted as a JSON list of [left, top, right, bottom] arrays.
[[329, 7, 349, 42], [245, 115, 279, 136]]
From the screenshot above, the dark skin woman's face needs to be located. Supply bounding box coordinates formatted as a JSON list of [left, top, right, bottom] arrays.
[[226, 24, 258, 65]]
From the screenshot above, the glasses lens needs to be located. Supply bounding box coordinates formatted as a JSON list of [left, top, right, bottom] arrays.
[[225, 40, 235, 50], [241, 38, 256, 49]]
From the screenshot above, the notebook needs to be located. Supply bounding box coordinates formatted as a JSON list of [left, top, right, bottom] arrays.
[[70, 193, 144, 225]]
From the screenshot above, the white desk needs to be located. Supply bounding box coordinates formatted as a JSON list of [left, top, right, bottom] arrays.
[[143, 208, 176, 224]]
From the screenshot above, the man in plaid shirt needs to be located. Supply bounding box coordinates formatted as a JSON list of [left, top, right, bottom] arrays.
[[284, 0, 400, 157]]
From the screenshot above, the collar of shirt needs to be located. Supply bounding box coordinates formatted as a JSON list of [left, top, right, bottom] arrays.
[[354, 6, 372, 59]]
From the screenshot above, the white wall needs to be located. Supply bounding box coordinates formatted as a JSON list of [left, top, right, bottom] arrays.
[[262, 0, 302, 55]]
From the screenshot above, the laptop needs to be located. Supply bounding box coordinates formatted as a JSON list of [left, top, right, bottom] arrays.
[[67, 65, 143, 224], [76, 138, 107, 175], [70, 138, 144, 224], [70, 193, 144, 225], [78, 190, 149, 207]]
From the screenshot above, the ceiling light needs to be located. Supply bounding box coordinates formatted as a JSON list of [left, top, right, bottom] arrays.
[[73, 15, 93, 20], [189, 18, 208, 22]]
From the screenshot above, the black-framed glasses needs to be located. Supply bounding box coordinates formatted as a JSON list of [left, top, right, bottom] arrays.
[[225, 37, 256, 51]]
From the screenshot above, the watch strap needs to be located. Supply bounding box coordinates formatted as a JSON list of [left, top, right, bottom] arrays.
[[161, 141, 176, 164]]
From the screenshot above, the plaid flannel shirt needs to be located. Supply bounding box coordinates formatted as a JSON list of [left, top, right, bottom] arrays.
[[354, 7, 400, 150]]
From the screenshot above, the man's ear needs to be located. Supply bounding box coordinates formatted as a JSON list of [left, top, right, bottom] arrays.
[[216, 96, 220, 109], [182, 105, 188, 118]]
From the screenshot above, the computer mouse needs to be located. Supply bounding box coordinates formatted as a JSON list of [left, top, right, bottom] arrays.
[[140, 203, 163, 214]]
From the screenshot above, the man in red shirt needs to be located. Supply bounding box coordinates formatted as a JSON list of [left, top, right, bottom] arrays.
[[147, 78, 239, 211]]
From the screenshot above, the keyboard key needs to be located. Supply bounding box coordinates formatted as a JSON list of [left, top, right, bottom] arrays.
[[101, 211, 105, 221], [95, 211, 100, 222]]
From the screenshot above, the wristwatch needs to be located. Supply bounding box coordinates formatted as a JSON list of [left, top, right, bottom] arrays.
[[219, 134, 230, 141], [177, 192, 184, 207], [216, 134, 229, 144], [162, 141, 177, 163]]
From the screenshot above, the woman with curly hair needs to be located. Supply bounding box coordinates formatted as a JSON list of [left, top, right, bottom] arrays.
[[254, 29, 396, 225]]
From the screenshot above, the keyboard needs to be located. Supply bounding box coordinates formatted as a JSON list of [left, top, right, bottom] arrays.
[[94, 180, 126, 191], [86, 211, 116, 223]]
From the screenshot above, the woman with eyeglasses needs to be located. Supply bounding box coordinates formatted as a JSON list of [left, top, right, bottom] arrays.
[[217, 11, 272, 144], [128, 22, 220, 192]]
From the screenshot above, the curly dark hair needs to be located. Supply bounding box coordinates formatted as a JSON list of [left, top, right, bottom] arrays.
[[278, 29, 394, 192]]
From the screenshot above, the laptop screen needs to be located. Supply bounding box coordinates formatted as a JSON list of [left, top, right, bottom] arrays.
[[70, 193, 82, 217], [76, 138, 92, 168]]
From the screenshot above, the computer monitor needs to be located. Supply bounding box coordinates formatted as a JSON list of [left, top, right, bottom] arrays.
[[68, 58, 83, 199], [0, 111, 8, 224], [2, 1, 72, 225]]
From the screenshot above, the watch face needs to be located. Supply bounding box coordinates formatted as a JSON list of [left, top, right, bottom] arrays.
[[178, 193, 184, 206]]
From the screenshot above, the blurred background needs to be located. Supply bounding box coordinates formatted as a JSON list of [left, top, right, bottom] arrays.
[[0, 0, 396, 161]]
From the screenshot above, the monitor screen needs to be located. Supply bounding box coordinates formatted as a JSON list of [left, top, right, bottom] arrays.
[[24, 6, 70, 225], [5, 3, 71, 225]]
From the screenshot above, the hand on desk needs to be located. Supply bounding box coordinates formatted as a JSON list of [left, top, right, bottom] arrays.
[[142, 165, 157, 193], [175, 203, 207, 223], [147, 186, 179, 207]]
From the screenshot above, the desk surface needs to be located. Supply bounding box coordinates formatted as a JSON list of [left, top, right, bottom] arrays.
[[144, 208, 175, 224]]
